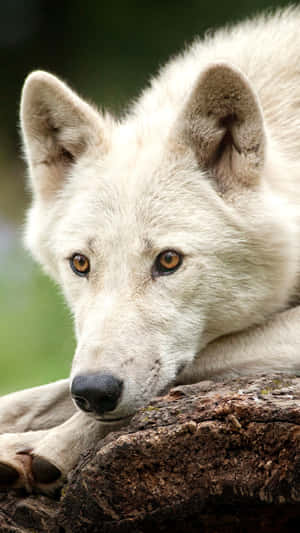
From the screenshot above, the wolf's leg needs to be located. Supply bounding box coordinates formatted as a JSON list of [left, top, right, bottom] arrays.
[[0, 411, 115, 493], [179, 305, 300, 382], [0, 379, 75, 433]]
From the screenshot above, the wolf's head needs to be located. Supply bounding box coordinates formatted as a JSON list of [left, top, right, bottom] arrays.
[[20, 64, 297, 421]]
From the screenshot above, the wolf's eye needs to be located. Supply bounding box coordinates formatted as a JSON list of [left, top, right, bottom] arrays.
[[153, 250, 182, 276], [70, 254, 90, 276]]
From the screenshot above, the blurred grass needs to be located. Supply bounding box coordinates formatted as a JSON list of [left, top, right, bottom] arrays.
[[0, 242, 74, 395]]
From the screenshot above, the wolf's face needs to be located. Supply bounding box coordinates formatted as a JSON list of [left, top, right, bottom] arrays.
[[21, 66, 297, 421]]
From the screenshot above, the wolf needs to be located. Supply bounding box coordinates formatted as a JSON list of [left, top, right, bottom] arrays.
[[0, 7, 300, 493]]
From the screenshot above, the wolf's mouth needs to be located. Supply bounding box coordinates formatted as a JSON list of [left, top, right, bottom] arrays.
[[95, 414, 132, 424]]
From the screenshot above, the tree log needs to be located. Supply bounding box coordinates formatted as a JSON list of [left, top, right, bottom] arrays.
[[0, 374, 299, 532]]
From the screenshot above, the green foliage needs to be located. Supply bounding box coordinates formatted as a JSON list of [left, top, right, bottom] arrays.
[[0, 246, 74, 395]]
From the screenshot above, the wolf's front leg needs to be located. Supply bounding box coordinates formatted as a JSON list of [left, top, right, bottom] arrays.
[[0, 411, 116, 493], [181, 305, 300, 382], [0, 379, 75, 433]]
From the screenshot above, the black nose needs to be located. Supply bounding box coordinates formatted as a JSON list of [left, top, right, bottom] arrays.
[[71, 373, 123, 415]]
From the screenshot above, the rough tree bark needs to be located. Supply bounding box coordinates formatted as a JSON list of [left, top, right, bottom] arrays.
[[0, 374, 299, 533]]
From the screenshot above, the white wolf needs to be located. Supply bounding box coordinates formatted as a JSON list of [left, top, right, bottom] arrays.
[[0, 7, 300, 493]]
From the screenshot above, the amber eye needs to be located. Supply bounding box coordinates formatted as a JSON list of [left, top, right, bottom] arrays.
[[70, 254, 90, 277], [153, 250, 183, 276]]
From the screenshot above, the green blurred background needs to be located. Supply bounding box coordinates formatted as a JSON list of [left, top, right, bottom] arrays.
[[0, 0, 292, 395]]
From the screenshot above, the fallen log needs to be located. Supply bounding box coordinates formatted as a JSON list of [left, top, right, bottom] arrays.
[[0, 374, 299, 532]]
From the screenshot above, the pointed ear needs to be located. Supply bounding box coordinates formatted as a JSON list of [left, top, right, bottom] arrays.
[[20, 71, 111, 200], [176, 62, 266, 192]]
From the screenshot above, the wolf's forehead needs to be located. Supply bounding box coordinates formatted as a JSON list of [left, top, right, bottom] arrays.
[[61, 174, 182, 241], [67, 143, 199, 220], [70, 163, 208, 229], [56, 133, 221, 252]]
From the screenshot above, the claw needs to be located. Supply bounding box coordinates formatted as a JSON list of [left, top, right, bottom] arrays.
[[0, 441, 63, 493], [0, 463, 19, 486], [32, 456, 61, 484]]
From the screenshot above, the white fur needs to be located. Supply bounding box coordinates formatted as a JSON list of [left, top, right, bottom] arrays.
[[1, 7, 300, 492]]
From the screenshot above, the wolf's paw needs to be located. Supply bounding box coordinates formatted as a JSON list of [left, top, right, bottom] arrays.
[[0, 434, 64, 494]]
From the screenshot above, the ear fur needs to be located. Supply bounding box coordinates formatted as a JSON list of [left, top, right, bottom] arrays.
[[177, 62, 266, 192], [20, 71, 110, 200]]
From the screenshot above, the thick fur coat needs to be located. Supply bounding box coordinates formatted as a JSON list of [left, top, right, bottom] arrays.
[[0, 7, 299, 492]]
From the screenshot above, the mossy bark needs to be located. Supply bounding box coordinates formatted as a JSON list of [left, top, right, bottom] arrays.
[[1, 374, 299, 532]]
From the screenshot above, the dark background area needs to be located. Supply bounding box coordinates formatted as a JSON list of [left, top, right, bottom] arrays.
[[0, 0, 293, 393]]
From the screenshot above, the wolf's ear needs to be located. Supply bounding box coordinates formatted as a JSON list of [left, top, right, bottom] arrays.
[[176, 63, 265, 191], [20, 71, 110, 200]]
